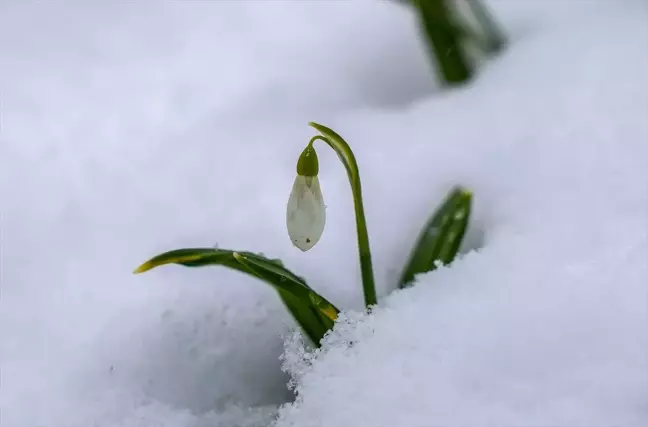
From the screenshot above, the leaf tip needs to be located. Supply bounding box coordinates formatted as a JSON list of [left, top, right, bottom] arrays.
[[308, 121, 326, 133], [133, 262, 152, 274], [454, 186, 472, 199], [320, 305, 338, 322]]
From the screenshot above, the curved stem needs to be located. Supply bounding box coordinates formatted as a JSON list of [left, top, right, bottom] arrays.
[[309, 130, 377, 308]]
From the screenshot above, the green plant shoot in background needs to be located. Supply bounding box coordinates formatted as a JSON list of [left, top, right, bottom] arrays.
[[408, 0, 507, 85], [134, 123, 472, 347]]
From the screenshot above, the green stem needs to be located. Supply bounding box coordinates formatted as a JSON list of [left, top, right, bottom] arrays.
[[309, 129, 377, 308]]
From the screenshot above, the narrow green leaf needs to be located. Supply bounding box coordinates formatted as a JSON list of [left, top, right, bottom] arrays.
[[436, 191, 472, 265], [232, 252, 340, 323], [134, 248, 244, 273], [134, 248, 339, 346], [412, 0, 473, 85], [277, 290, 328, 346], [398, 187, 472, 288]]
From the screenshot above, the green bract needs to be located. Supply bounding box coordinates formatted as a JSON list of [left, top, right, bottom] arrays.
[[134, 123, 473, 347]]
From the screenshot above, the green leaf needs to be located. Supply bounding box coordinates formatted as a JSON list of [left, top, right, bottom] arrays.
[[278, 290, 332, 345], [233, 252, 339, 323], [411, 0, 473, 85], [134, 248, 339, 346], [462, 0, 507, 54], [435, 190, 472, 266], [398, 187, 472, 289], [308, 122, 377, 308]]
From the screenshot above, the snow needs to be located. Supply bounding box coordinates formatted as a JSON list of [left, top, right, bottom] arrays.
[[1, 0, 647, 426]]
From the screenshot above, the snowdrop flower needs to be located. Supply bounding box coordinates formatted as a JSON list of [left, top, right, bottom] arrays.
[[287, 144, 325, 251]]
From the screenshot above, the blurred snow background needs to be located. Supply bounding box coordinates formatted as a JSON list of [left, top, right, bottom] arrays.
[[1, 0, 646, 426]]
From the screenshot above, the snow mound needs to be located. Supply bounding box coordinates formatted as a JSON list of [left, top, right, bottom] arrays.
[[2, 0, 646, 426], [276, 2, 648, 426]]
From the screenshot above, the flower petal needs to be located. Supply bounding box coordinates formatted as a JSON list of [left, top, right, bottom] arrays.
[[286, 175, 326, 251]]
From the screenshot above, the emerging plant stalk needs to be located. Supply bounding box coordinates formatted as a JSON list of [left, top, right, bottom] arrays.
[[301, 122, 377, 308]]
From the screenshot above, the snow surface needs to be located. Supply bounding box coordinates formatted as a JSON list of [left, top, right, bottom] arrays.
[[1, 0, 647, 426]]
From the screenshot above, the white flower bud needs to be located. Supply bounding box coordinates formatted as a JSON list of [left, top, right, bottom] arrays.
[[286, 175, 326, 251]]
